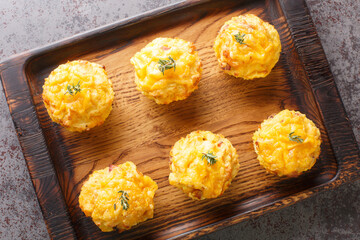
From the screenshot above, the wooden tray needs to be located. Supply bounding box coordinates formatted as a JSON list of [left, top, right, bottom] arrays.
[[1, 0, 359, 239]]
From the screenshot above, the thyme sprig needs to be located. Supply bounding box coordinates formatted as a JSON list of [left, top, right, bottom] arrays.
[[114, 190, 129, 211], [289, 132, 304, 143], [202, 151, 217, 165], [234, 32, 246, 45], [158, 56, 176, 75], [64, 81, 81, 96]]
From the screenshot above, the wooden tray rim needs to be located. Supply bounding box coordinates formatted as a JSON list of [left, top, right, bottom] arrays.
[[1, 0, 359, 239]]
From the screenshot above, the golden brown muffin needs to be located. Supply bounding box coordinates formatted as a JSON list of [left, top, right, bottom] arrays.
[[130, 37, 202, 104], [79, 162, 158, 232], [169, 130, 239, 200], [42, 60, 114, 132], [214, 14, 281, 79], [253, 110, 322, 177]]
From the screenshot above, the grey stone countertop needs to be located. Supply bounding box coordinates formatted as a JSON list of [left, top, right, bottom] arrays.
[[0, 0, 359, 239]]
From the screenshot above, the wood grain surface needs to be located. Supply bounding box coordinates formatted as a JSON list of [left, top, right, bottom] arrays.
[[1, 0, 359, 239]]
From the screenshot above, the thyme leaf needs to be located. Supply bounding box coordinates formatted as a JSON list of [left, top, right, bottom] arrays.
[[158, 56, 176, 75], [289, 132, 304, 143], [234, 32, 246, 45], [118, 190, 129, 210], [64, 81, 81, 95], [202, 151, 217, 165]]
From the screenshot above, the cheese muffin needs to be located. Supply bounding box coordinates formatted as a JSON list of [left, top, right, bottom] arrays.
[[169, 130, 239, 200], [42, 60, 114, 132], [214, 14, 281, 79], [79, 162, 158, 232], [130, 37, 202, 104], [253, 110, 322, 177]]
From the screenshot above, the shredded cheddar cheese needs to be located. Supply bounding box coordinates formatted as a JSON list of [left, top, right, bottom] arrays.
[[169, 130, 239, 200], [253, 110, 322, 177], [79, 162, 158, 232], [214, 14, 281, 79], [130, 37, 202, 104], [42, 60, 114, 132]]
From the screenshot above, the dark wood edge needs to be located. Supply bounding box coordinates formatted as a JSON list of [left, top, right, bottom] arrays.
[[0, 62, 77, 239], [278, 0, 360, 184], [0, 0, 359, 239]]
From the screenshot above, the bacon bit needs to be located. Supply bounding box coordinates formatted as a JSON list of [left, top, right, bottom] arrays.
[[295, 112, 301, 116], [192, 189, 202, 200], [217, 141, 223, 147], [109, 165, 116, 172], [102, 65, 106, 70], [161, 46, 170, 51], [221, 63, 231, 71], [223, 49, 230, 58]]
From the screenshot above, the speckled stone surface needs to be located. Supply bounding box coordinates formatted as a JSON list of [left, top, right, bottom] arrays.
[[0, 0, 359, 239]]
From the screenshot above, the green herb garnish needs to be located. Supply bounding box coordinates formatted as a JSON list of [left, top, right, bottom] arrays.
[[234, 32, 246, 45], [202, 151, 217, 165], [289, 132, 304, 143], [64, 81, 81, 95], [158, 56, 176, 75], [118, 190, 129, 210]]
